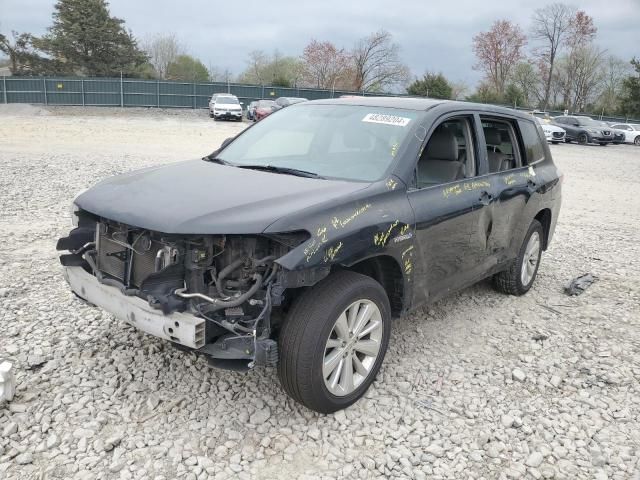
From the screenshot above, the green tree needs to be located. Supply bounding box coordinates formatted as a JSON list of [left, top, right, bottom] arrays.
[[407, 72, 452, 99], [166, 55, 209, 82], [504, 83, 525, 107], [33, 0, 146, 76], [466, 82, 504, 104], [618, 58, 640, 118]]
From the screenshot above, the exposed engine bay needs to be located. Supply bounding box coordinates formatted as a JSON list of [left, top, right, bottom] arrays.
[[57, 213, 307, 370]]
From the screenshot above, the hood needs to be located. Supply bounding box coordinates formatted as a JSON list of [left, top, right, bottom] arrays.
[[542, 124, 565, 133], [75, 159, 370, 234]]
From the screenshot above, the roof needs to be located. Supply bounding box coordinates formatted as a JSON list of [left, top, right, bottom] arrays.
[[308, 96, 534, 120]]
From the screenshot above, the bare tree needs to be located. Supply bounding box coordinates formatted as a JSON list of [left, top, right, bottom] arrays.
[[351, 30, 410, 92], [472, 20, 527, 96], [450, 80, 469, 100], [559, 10, 597, 107], [596, 56, 632, 114], [143, 33, 183, 79], [569, 45, 606, 111], [245, 50, 268, 84], [301, 40, 350, 89], [531, 3, 575, 110]]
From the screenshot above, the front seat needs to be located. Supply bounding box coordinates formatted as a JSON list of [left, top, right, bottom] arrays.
[[417, 128, 463, 186], [484, 128, 510, 172]]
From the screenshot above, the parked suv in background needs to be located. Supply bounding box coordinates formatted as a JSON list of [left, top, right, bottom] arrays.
[[57, 98, 561, 413], [208, 94, 243, 121], [552, 115, 613, 145], [246, 101, 258, 121], [610, 123, 640, 145]]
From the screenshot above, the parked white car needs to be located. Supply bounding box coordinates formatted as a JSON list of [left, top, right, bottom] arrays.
[[610, 123, 640, 145], [208, 94, 243, 121], [535, 117, 566, 144]]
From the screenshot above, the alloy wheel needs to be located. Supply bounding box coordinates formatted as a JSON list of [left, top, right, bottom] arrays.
[[521, 231, 541, 287], [323, 299, 383, 397]]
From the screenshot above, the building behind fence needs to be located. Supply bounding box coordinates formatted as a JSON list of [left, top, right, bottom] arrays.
[[1, 76, 637, 124]]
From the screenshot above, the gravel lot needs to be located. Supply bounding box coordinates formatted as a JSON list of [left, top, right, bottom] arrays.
[[0, 105, 639, 480]]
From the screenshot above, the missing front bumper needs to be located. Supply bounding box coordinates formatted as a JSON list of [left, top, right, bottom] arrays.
[[64, 266, 205, 349]]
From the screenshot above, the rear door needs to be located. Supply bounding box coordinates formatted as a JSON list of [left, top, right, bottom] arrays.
[[477, 115, 544, 265]]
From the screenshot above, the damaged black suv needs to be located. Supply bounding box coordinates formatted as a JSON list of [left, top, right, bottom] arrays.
[[58, 98, 561, 413]]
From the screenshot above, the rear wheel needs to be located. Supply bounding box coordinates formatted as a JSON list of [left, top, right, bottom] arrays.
[[278, 271, 391, 413], [578, 133, 588, 145], [493, 220, 543, 296], [634, 136, 640, 146]]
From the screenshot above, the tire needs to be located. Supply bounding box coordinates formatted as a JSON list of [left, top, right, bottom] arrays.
[[599, 142, 608, 146], [278, 270, 391, 413], [634, 136, 640, 146], [493, 219, 544, 296], [208, 112, 213, 118], [578, 133, 588, 145], [551, 141, 559, 144]]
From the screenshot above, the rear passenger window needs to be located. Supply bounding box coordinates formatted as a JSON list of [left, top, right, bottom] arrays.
[[480, 119, 521, 173], [518, 120, 545, 164]]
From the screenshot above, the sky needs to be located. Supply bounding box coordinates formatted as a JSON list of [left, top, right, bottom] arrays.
[[1, 0, 639, 89]]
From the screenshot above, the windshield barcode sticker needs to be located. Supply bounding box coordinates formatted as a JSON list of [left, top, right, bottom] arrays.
[[362, 113, 411, 127]]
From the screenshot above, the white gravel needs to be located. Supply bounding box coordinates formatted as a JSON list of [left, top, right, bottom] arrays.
[[1, 105, 639, 480]]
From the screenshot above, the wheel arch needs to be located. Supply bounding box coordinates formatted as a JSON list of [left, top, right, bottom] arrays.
[[340, 254, 405, 317], [534, 208, 552, 250]]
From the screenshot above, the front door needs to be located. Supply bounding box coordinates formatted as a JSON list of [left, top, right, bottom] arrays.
[[407, 115, 492, 305]]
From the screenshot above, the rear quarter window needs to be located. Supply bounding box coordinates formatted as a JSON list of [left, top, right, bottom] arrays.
[[518, 120, 546, 164]]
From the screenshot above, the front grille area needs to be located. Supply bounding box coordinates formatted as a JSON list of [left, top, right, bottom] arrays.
[[552, 131, 564, 138], [96, 223, 166, 288]]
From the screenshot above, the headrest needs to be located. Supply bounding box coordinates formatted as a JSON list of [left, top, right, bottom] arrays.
[[425, 128, 458, 161], [484, 128, 502, 146]]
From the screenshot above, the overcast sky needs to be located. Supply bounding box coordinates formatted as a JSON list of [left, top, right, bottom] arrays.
[[1, 0, 638, 88]]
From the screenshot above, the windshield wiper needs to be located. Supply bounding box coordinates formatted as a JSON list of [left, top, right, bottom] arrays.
[[202, 154, 231, 165], [236, 164, 324, 179]]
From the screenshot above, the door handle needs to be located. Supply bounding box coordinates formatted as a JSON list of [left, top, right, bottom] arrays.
[[478, 191, 492, 206]]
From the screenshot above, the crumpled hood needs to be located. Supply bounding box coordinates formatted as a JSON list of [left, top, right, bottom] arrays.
[[75, 159, 369, 234]]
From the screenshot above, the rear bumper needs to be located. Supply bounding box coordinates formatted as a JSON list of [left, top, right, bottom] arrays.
[[64, 266, 205, 349]]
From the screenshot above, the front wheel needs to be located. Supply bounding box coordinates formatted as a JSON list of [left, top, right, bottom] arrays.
[[493, 219, 544, 296], [599, 142, 608, 146], [634, 136, 640, 146], [278, 271, 391, 413], [578, 133, 588, 145]]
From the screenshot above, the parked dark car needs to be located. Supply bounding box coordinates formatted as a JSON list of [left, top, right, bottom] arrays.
[[57, 98, 562, 413], [246, 101, 258, 121], [552, 115, 613, 145], [253, 100, 277, 121], [273, 97, 308, 110]]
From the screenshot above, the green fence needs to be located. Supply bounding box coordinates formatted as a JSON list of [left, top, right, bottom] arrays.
[[1, 76, 637, 124], [0, 76, 393, 109]]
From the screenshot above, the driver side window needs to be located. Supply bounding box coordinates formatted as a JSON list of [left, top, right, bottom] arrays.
[[415, 117, 476, 189]]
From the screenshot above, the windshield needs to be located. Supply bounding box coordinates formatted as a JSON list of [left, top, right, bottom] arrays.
[[257, 100, 276, 108], [216, 97, 239, 105], [217, 104, 421, 181], [576, 117, 601, 126]]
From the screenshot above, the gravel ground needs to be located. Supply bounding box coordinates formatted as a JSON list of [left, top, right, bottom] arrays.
[[0, 105, 639, 480]]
